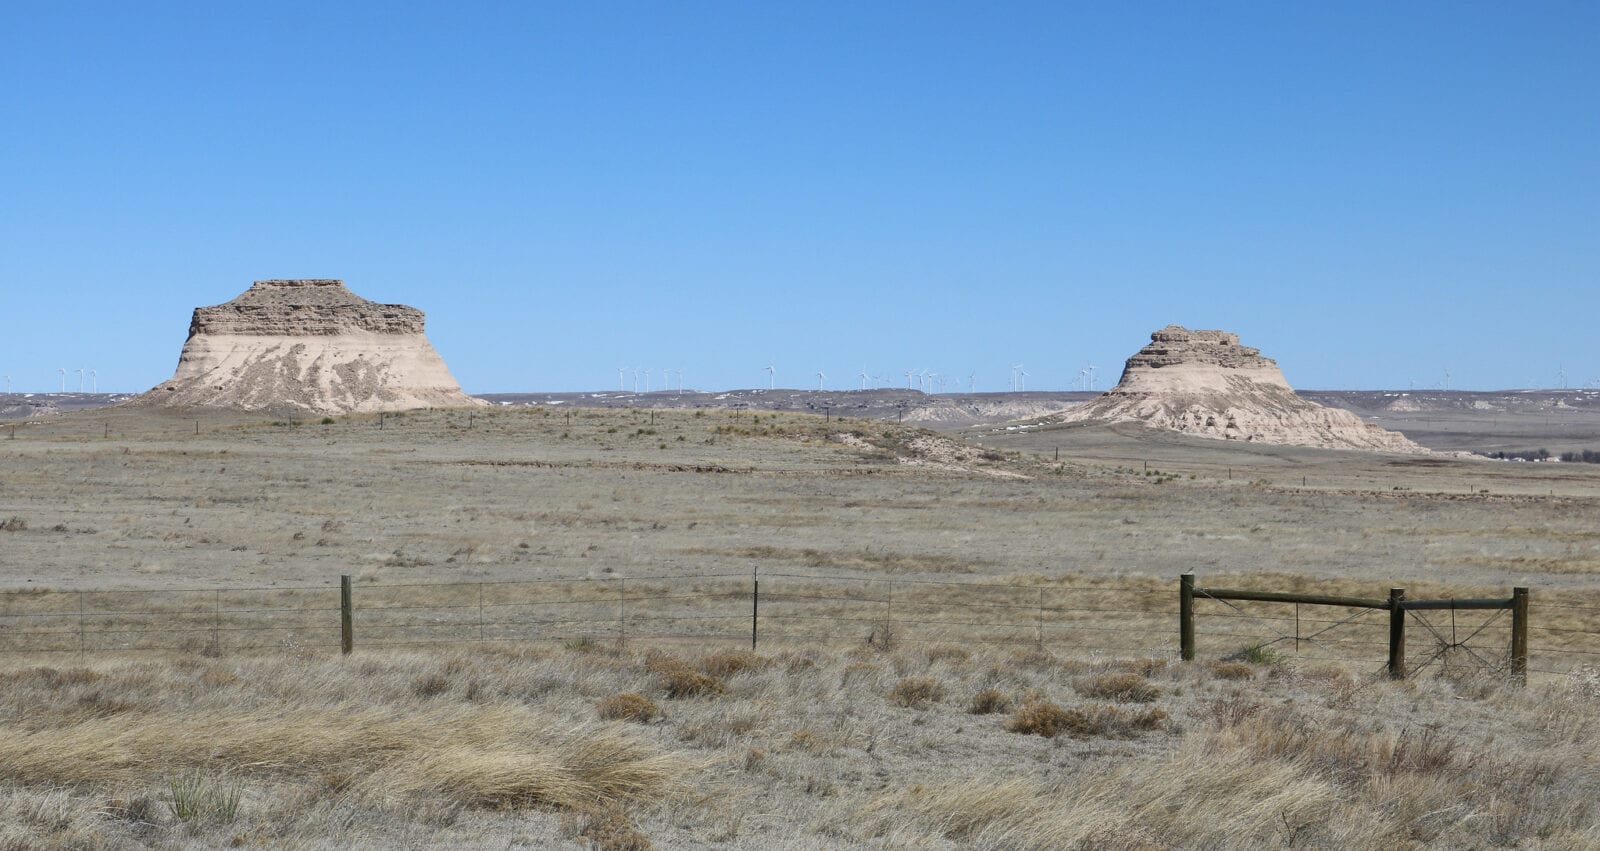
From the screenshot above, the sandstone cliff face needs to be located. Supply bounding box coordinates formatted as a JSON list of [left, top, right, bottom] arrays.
[[1056, 325, 1424, 453], [136, 280, 486, 414]]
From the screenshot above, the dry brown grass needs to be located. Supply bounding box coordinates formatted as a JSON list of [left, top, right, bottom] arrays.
[[697, 650, 767, 678], [0, 702, 690, 812], [1207, 660, 1255, 680], [889, 676, 946, 709], [598, 692, 660, 723], [967, 687, 1011, 715], [641, 652, 726, 699], [1074, 671, 1161, 703], [0, 642, 1599, 847], [1005, 698, 1167, 740]]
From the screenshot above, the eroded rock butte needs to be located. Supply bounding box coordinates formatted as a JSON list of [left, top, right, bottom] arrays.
[[135, 279, 485, 414], [1055, 325, 1424, 452]]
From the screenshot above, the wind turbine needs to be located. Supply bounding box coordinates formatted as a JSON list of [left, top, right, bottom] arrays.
[[859, 365, 870, 390], [90, 369, 97, 393], [632, 369, 640, 393], [1018, 368, 1028, 392], [1559, 365, 1568, 390], [816, 370, 826, 391], [618, 367, 626, 392], [1010, 364, 1023, 392], [644, 367, 653, 393], [1085, 364, 1098, 391], [58, 368, 66, 393], [904, 369, 914, 390], [1442, 368, 1451, 391], [967, 373, 976, 393], [766, 364, 775, 390]]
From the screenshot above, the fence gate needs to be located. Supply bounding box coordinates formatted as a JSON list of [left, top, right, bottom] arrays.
[[1179, 574, 1528, 683]]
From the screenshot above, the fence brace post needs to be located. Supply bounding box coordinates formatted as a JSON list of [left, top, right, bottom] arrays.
[[1511, 586, 1529, 686], [340, 574, 353, 655], [751, 566, 759, 650], [1179, 573, 1195, 661], [1387, 587, 1406, 679]]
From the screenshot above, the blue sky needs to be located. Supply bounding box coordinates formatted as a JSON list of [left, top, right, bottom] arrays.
[[2, 2, 1595, 394]]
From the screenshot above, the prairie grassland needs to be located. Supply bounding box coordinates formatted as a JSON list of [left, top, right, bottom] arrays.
[[6, 405, 1600, 847], [3, 640, 1600, 848]]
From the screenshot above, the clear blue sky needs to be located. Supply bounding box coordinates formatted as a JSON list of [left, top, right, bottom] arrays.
[[2, 2, 1595, 394]]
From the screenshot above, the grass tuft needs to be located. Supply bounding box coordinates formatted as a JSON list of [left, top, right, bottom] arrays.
[[1006, 699, 1168, 739], [890, 677, 945, 709], [698, 651, 767, 678], [598, 693, 659, 723], [967, 688, 1011, 715], [1074, 672, 1161, 703]]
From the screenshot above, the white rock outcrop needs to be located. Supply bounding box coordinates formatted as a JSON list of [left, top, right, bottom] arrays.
[[137, 279, 485, 414], [1056, 325, 1423, 452]]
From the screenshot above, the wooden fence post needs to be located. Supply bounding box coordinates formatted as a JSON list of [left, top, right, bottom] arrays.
[[1511, 586, 1529, 685], [1387, 587, 1406, 679], [340, 575, 353, 655], [751, 567, 759, 650], [1179, 573, 1195, 661], [618, 578, 627, 649]]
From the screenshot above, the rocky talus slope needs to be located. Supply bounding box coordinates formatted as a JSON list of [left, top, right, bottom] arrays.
[[1055, 325, 1425, 452], [134, 279, 485, 414]]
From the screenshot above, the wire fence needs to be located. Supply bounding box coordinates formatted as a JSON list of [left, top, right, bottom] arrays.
[[1, 572, 1598, 683]]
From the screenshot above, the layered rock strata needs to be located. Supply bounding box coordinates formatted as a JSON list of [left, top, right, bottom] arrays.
[[137, 279, 485, 414], [1056, 325, 1423, 452]]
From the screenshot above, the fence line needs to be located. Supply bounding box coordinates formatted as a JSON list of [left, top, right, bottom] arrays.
[[0, 571, 1597, 682]]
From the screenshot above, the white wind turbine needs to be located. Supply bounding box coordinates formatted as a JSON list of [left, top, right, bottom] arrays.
[[904, 369, 914, 390], [860, 365, 870, 390], [765, 364, 775, 390], [967, 373, 976, 393], [618, 367, 626, 392], [1085, 364, 1098, 391], [1009, 364, 1023, 392], [1018, 368, 1028, 392], [75, 368, 84, 393], [644, 367, 653, 392], [90, 369, 97, 393], [816, 370, 826, 391], [632, 369, 640, 393], [58, 367, 66, 393]]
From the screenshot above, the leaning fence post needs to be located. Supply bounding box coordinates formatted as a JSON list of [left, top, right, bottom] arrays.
[[1179, 573, 1195, 661], [751, 566, 759, 650], [1511, 586, 1529, 685], [340, 575, 353, 655], [1387, 587, 1406, 679]]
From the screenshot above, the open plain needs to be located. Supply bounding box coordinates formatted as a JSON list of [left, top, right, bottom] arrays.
[[4, 404, 1600, 848]]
